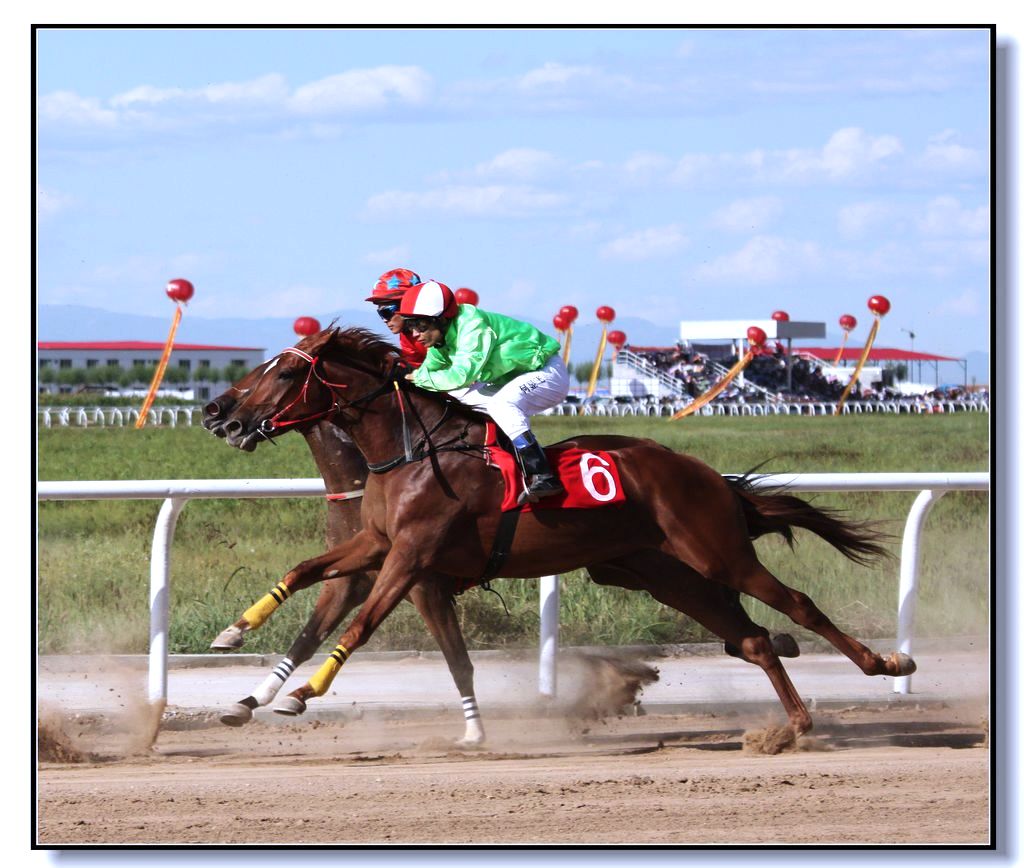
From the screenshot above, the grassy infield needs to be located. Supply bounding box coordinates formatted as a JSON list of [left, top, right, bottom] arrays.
[[37, 413, 989, 655]]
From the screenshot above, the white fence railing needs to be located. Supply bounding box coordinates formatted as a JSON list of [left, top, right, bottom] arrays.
[[39, 398, 989, 428], [37, 472, 988, 708], [549, 398, 990, 418]]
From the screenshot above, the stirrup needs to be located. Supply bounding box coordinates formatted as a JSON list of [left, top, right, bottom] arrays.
[[517, 474, 564, 506]]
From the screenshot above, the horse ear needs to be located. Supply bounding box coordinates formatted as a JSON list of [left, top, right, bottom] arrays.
[[298, 326, 339, 354]]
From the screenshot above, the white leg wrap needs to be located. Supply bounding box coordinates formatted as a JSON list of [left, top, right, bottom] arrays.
[[460, 695, 485, 745], [251, 657, 296, 706]]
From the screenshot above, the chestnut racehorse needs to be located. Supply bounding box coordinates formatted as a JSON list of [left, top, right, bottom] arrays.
[[203, 388, 486, 744], [202, 327, 913, 736]]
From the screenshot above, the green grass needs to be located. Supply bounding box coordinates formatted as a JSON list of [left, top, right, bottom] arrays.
[[37, 413, 989, 654]]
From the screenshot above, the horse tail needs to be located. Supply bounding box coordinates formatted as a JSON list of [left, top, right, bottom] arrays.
[[724, 473, 892, 566]]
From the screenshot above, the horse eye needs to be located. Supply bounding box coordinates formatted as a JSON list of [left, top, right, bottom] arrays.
[[277, 369, 297, 381]]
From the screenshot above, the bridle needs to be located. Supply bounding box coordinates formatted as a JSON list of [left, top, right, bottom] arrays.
[[258, 345, 484, 474]]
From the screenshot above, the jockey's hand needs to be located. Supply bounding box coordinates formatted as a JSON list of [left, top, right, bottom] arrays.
[[405, 373, 416, 381]]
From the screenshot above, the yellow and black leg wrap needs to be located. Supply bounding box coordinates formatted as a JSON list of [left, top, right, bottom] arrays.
[[241, 581, 291, 630], [308, 644, 350, 696]]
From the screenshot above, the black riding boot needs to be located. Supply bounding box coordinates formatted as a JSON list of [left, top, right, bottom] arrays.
[[514, 433, 565, 505]]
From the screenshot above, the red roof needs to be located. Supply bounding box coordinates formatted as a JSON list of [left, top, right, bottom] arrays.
[[37, 341, 264, 352], [798, 346, 962, 363]]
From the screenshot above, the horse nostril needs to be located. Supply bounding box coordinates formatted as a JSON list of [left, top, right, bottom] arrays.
[[204, 401, 222, 418], [224, 420, 243, 436]]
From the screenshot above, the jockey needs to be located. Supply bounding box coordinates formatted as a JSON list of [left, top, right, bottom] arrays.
[[365, 268, 428, 369], [398, 279, 570, 504]]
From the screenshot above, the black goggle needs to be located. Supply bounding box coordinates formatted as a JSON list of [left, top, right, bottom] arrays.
[[375, 303, 400, 320]]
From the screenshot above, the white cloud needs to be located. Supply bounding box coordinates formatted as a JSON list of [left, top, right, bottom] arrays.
[[774, 127, 903, 181], [918, 196, 989, 237], [111, 75, 290, 109], [36, 185, 73, 220], [601, 225, 689, 261], [710, 197, 783, 233], [919, 129, 986, 173], [289, 66, 431, 114], [934, 288, 982, 317], [517, 62, 597, 90], [38, 90, 118, 126], [366, 185, 570, 219], [663, 128, 904, 188], [837, 201, 896, 240], [364, 245, 411, 265], [695, 235, 823, 284], [471, 148, 560, 181], [623, 151, 674, 184]]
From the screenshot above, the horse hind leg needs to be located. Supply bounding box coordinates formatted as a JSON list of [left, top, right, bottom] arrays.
[[589, 553, 813, 734], [717, 556, 915, 679], [719, 588, 800, 659], [219, 575, 373, 726]]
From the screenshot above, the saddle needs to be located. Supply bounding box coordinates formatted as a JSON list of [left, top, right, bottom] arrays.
[[482, 423, 626, 513]]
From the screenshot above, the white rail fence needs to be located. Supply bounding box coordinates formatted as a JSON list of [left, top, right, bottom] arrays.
[[37, 472, 988, 709], [38, 397, 988, 428]]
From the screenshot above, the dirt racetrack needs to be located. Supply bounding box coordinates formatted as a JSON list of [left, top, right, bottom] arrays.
[[37, 700, 988, 846]]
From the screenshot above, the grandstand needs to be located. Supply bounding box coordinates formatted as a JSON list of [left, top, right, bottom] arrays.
[[610, 318, 977, 409]]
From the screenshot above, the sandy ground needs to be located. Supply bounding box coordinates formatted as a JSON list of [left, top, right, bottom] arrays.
[[37, 698, 989, 846]]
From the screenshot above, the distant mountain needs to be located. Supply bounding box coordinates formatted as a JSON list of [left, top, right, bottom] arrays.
[[36, 304, 989, 387]]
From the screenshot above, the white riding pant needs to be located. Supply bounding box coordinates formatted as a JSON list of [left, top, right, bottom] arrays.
[[448, 354, 570, 441]]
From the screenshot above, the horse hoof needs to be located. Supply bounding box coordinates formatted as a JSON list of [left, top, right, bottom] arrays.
[[219, 703, 254, 727], [273, 696, 307, 717], [210, 625, 246, 651], [888, 652, 917, 676], [772, 633, 800, 658], [454, 734, 485, 749]]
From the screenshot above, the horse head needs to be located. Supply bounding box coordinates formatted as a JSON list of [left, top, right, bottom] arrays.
[[203, 327, 355, 451]]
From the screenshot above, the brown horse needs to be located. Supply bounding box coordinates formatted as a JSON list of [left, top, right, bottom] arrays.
[[203, 380, 485, 744], [203, 342, 798, 743], [203, 326, 913, 736]]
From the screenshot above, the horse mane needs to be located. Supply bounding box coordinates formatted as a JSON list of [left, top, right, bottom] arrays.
[[313, 326, 492, 426]]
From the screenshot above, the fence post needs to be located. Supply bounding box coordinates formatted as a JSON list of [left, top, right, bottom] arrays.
[[894, 489, 946, 694], [149, 497, 187, 707], [538, 574, 560, 697]]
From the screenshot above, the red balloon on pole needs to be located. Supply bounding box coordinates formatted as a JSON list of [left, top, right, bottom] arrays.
[[559, 305, 579, 324], [771, 310, 789, 322], [553, 313, 570, 332], [747, 326, 767, 347], [596, 306, 616, 324], [165, 278, 194, 303], [293, 316, 321, 337], [607, 330, 627, 349], [454, 287, 479, 306], [839, 314, 857, 331], [867, 295, 891, 316]]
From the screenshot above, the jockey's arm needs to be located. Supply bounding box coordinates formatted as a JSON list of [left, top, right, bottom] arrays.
[[412, 313, 496, 392]]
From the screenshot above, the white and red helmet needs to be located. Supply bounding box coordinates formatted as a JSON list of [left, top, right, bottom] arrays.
[[398, 280, 459, 320]]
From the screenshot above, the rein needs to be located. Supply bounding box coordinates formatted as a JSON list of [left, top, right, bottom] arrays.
[[264, 345, 485, 472]]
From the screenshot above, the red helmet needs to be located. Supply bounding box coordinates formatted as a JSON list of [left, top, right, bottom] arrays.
[[365, 268, 423, 302], [399, 280, 459, 319]]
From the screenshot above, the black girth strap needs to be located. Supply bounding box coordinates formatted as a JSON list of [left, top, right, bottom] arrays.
[[479, 505, 523, 584]]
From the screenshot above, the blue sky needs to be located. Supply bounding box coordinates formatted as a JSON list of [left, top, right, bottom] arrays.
[[35, 26, 992, 357]]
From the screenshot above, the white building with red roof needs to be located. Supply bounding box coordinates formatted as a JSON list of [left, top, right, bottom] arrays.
[[37, 341, 265, 400]]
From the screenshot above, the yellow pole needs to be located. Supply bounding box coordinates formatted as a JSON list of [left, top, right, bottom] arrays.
[[834, 315, 882, 416], [586, 326, 608, 398], [562, 324, 573, 366], [672, 350, 755, 420], [135, 305, 183, 429], [833, 331, 851, 366]]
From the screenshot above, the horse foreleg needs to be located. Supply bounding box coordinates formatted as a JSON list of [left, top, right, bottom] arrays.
[[277, 547, 422, 716], [210, 531, 386, 650], [408, 580, 484, 747], [219, 574, 375, 726]]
